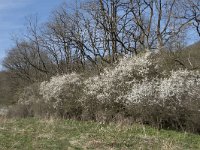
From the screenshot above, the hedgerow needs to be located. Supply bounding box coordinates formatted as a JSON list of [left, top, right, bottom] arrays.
[[10, 52, 200, 133]]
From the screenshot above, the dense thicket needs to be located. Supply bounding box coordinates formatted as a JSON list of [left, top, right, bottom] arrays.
[[7, 52, 200, 133]]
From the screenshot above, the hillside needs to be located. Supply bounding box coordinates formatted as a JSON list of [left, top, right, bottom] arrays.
[[0, 118, 200, 150], [0, 72, 14, 105], [177, 41, 200, 70], [187, 41, 200, 50]]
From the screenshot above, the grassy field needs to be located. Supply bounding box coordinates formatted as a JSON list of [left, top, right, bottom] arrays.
[[0, 118, 200, 150]]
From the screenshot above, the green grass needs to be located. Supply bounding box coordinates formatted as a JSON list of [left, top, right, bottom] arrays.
[[0, 118, 200, 149]]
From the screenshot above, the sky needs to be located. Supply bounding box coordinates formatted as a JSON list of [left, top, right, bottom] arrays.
[[0, 0, 75, 69]]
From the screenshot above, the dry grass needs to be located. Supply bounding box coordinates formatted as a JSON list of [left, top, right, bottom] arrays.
[[0, 118, 200, 149]]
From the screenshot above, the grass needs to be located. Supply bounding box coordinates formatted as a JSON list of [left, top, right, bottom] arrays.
[[0, 118, 200, 149]]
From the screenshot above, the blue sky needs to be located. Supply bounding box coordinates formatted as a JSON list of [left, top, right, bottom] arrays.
[[0, 0, 199, 69], [0, 0, 76, 69]]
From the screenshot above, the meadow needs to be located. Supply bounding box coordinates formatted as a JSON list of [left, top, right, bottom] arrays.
[[0, 118, 200, 150]]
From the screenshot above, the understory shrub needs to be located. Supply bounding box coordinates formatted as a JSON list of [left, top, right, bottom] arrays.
[[123, 70, 200, 132], [39, 73, 83, 118], [11, 52, 200, 133]]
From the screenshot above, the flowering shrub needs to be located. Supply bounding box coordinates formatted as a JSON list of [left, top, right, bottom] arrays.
[[16, 73, 83, 118], [40, 73, 81, 106], [39, 73, 83, 118], [123, 78, 159, 105], [82, 53, 200, 131], [159, 70, 200, 101], [14, 52, 200, 132], [121, 69, 200, 131], [123, 70, 200, 106], [83, 52, 154, 102], [81, 52, 159, 120]]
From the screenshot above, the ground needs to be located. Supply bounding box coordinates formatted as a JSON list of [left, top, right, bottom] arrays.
[[0, 118, 200, 150]]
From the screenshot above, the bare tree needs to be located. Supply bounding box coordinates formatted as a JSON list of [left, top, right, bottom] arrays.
[[182, 0, 200, 36], [3, 0, 199, 83]]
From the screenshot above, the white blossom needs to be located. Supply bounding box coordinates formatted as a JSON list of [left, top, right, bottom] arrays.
[[17, 52, 200, 116], [39, 73, 82, 109]]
